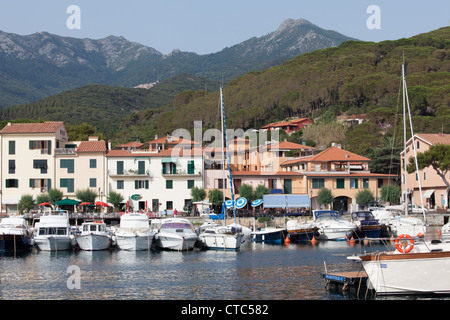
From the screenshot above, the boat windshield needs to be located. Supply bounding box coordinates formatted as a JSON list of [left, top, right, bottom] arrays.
[[161, 222, 194, 232], [38, 227, 67, 235], [314, 210, 342, 221], [352, 211, 375, 221]]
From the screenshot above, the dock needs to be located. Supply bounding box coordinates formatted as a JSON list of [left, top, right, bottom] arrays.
[[323, 270, 372, 295]]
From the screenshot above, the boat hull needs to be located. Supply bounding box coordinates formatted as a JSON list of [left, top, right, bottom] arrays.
[[156, 234, 198, 251], [316, 227, 355, 240], [251, 229, 287, 244], [287, 229, 315, 242], [77, 234, 111, 251], [115, 233, 154, 251], [199, 234, 242, 251], [355, 225, 382, 239], [0, 234, 33, 253], [361, 251, 450, 295], [34, 236, 73, 251]]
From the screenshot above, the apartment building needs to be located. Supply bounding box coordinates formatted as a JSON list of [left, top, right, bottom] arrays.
[[401, 133, 450, 209]]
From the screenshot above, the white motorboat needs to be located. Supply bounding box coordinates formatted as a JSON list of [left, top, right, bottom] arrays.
[[349, 237, 450, 295], [286, 219, 316, 242], [371, 209, 426, 238], [113, 213, 155, 251], [199, 222, 242, 250], [76, 220, 112, 251], [0, 216, 34, 253], [33, 212, 73, 251], [312, 210, 356, 240], [155, 218, 198, 251]]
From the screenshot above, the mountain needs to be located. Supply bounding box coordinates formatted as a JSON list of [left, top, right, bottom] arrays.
[[0, 18, 354, 106], [111, 27, 450, 145]]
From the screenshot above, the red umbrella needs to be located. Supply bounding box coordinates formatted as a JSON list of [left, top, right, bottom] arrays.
[[79, 202, 92, 206], [38, 202, 51, 206], [95, 201, 109, 207]]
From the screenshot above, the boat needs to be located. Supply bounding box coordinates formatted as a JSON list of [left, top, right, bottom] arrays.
[[33, 211, 73, 251], [76, 220, 112, 251], [349, 237, 450, 295], [350, 211, 382, 239], [0, 216, 34, 253], [312, 210, 356, 240], [347, 62, 447, 295], [155, 218, 198, 251], [198, 87, 245, 250], [250, 226, 288, 244], [371, 208, 426, 238], [286, 219, 316, 242], [113, 213, 155, 251]]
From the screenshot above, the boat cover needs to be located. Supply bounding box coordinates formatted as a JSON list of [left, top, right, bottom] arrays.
[[262, 194, 310, 208]]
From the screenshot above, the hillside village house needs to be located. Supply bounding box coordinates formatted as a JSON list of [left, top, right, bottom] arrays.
[[401, 133, 450, 210], [260, 118, 312, 135]]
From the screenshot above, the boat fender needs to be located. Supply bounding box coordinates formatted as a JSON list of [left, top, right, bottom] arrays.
[[395, 234, 414, 254], [230, 227, 236, 234]]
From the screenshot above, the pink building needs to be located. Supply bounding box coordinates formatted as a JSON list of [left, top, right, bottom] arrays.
[[401, 133, 450, 210]]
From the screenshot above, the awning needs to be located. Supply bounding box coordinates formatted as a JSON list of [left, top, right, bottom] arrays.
[[423, 189, 435, 199], [263, 194, 310, 208], [53, 198, 81, 206], [161, 158, 176, 163]]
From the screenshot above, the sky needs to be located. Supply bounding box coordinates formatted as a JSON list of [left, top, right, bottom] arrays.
[[0, 0, 448, 55]]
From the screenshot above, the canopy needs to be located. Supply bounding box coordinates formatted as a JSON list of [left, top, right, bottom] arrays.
[[53, 198, 81, 206], [423, 189, 435, 199], [262, 194, 310, 208], [38, 202, 51, 206], [235, 197, 247, 209], [251, 199, 263, 207], [95, 201, 110, 207]]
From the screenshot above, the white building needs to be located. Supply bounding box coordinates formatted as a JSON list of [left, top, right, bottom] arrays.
[[106, 147, 203, 213], [0, 122, 68, 212]]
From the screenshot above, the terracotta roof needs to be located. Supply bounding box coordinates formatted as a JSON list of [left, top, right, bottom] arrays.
[[145, 135, 200, 145], [261, 118, 311, 129], [0, 121, 64, 134], [77, 140, 107, 153], [107, 148, 203, 157], [116, 141, 144, 148], [280, 146, 370, 166], [304, 172, 396, 178], [268, 141, 315, 151], [414, 133, 450, 146], [231, 170, 304, 177]]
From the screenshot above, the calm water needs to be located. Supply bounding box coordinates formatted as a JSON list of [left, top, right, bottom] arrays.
[[0, 240, 394, 301]]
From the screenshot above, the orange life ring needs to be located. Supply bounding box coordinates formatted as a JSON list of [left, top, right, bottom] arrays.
[[395, 234, 414, 253]]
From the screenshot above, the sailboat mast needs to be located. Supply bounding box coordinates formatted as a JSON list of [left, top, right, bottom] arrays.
[[220, 88, 237, 224], [220, 88, 226, 220], [402, 64, 408, 217]]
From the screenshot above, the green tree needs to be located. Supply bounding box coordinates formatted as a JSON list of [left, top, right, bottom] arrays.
[[238, 184, 255, 201], [317, 188, 334, 209], [107, 191, 124, 211], [254, 184, 270, 199], [76, 188, 98, 203], [191, 186, 206, 202], [356, 189, 375, 207], [208, 189, 223, 206], [18, 195, 35, 214], [380, 185, 402, 205], [407, 143, 450, 195], [36, 193, 51, 205], [48, 188, 63, 204]]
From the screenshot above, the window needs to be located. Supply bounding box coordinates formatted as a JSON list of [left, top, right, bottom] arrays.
[[336, 178, 345, 189], [60, 178, 74, 193], [187, 160, 195, 174], [5, 179, 18, 188], [187, 180, 194, 189], [166, 180, 173, 189], [117, 161, 124, 175], [138, 161, 145, 174], [8, 141, 15, 155], [166, 201, 173, 210], [33, 160, 48, 174], [135, 180, 149, 189], [378, 179, 384, 188], [60, 159, 74, 173], [29, 179, 51, 190], [350, 179, 358, 189], [312, 178, 324, 189], [8, 160, 15, 174], [29, 140, 51, 154], [89, 178, 96, 188], [90, 159, 97, 168], [314, 164, 320, 171], [363, 179, 369, 189], [284, 179, 292, 194], [117, 180, 124, 189], [217, 179, 227, 189]]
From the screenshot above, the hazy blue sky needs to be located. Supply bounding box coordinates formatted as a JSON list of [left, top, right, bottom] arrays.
[[0, 0, 448, 54]]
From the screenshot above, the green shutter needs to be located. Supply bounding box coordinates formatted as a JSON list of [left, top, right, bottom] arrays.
[[9, 141, 15, 155], [47, 140, 52, 155], [284, 179, 292, 194], [135, 180, 139, 189], [117, 161, 123, 174], [187, 160, 194, 174], [172, 163, 177, 174], [138, 161, 145, 174], [145, 180, 149, 189]]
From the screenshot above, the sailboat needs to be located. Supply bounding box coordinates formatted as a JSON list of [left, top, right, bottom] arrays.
[[349, 63, 450, 295], [198, 87, 244, 250]]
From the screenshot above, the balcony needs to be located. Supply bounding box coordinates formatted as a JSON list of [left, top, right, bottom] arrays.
[[55, 148, 77, 155], [108, 169, 150, 177], [161, 169, 202, 177]]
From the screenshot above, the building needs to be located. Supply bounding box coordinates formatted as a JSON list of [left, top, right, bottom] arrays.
[[0, 122, 69, 212], [280, 146, 395, 212], [260, 118, 312, 135], [400, 133, 450, 209]]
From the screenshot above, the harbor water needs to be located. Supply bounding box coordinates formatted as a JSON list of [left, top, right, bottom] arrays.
[[0, 239, 400, 301]]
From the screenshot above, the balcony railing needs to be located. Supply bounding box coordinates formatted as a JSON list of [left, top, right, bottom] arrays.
[[54, 148, 77, 155], [161, 169, 201, 177], [108, 169, 150, 177]]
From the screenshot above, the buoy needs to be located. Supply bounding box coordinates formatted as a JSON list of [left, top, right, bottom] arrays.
[[311, 236, 317, 245], [349, 236, 355, 245], [284, 236, 290, 244], [364, 236, 369, 246], [438, 228, 441, 236], [417, 232, 424, 238]]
